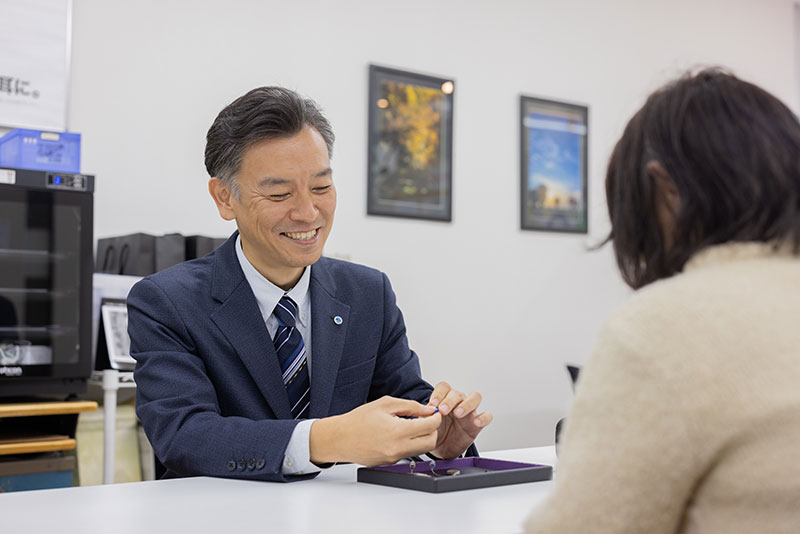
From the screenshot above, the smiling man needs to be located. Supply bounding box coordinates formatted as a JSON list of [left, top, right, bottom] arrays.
[[126, 87, 491, 481]]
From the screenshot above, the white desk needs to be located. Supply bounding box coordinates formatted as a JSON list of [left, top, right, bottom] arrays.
[[0, 447, 556, 534]]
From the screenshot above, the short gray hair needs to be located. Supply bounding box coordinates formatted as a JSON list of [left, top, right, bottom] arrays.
[[204, 86, 335, 197]]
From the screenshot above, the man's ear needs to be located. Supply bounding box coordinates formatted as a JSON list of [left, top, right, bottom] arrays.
[[208, 177, 237, 221]]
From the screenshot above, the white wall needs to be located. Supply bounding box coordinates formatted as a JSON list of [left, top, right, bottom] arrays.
[[67, 0, 797, 450]]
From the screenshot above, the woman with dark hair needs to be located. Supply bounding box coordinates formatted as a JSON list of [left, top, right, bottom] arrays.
[[525, 69, 800, 533]]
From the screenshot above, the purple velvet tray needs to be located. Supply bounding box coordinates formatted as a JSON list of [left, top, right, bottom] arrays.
[[357, 457, 552, 493]]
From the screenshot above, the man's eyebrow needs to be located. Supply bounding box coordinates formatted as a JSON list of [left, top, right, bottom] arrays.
[[257, 177, 291, 188], [257, 168, 332, 188], [313, 167, 333, 178]]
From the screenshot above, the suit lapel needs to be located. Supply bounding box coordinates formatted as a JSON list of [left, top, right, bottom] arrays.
[[309, 259, 350, 418], [209, 233, 292, 419]]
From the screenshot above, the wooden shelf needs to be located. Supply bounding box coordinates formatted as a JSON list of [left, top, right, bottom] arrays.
[[0, 401, 96, 456], [0, 401, 97, 418], [0, 435, 76, 455]]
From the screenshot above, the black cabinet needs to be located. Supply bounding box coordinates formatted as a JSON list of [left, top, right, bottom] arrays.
[[0, 168, 94, 397]]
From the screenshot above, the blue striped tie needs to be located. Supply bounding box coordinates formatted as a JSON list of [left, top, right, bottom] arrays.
[[272, 296, 310, 419]]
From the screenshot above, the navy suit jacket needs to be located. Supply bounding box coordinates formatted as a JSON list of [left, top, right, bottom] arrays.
[[127, 232, 433, 481]]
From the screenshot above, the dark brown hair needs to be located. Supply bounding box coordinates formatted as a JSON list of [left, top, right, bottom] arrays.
[[606, 68, 800, 289], [204, 86, 335, 197]]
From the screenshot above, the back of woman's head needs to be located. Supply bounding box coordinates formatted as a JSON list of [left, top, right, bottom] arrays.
[[606, 68, 800, 289]]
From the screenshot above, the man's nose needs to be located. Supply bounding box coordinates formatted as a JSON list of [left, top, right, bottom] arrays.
[[290, 191, 319, 222]]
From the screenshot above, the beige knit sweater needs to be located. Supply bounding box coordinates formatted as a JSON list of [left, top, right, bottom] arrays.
[[526, 242, 800, 534]]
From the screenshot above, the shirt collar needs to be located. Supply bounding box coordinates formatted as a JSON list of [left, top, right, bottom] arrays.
[[235, 234, 310, 326]]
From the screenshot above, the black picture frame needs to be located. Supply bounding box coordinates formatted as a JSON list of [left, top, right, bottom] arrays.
[[520, 95, 588, 233], [367, 65, 454, 222]]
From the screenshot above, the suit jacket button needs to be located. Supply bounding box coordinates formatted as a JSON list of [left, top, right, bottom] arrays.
[[237, 458, 246, 470], [226, 459, 237, 472], [247, 459, 256, 470], [256, 458, 265, 470]]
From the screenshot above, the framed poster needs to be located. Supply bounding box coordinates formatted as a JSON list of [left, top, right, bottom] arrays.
[[0, 0, 72, 130], [367, 65, 454, 222], [520, 95, 588, 233]]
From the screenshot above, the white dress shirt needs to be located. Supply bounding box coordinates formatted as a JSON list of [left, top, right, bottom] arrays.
[[235, 235, 320, 476]]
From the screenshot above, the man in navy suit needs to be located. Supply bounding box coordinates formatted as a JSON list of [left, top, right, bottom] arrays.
[[127, 87, 492, 481]]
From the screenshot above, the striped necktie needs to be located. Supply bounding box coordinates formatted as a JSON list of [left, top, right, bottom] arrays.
[[272, 296, 310, 419]]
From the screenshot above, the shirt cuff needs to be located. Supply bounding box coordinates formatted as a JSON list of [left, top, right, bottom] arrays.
[[282, 419, 321, 475]]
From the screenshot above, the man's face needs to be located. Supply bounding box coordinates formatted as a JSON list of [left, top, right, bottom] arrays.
[[210, 126, 336, 288]]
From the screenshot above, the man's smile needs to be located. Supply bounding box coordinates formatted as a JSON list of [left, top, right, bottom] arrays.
[[282, 228, 320, 242]]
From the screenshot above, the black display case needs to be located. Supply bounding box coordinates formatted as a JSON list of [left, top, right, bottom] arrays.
[[0, 167, 94, 397], [358, 457, 553, 493]]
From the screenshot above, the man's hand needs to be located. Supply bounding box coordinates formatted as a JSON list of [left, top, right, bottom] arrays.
[[309, 396, 441, 466], [428, 381, 493, 459]]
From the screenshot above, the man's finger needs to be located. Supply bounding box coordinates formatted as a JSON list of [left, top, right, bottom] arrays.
[[380, 396, 436, 417], [438, 388, 466, 415], [408, 429, 438, 454], [452, 391, 482, 418], [403, 412, 442, 437], [428, 381, 451, 407], [473, 410, 493, 428]]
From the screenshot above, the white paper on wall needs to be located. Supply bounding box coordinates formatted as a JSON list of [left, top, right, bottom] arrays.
[[0, 0, 71, 130]]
